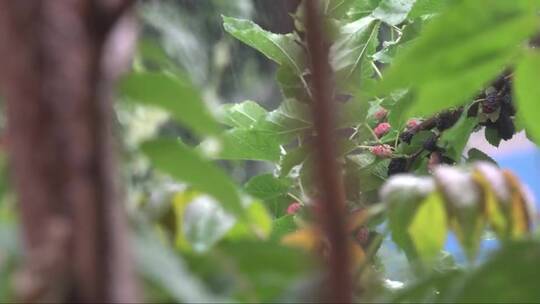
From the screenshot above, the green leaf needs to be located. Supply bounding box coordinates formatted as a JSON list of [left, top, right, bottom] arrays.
[[141, 138, 243, 215], [387, 90, 413, 128], [408, 192, 447, 261], [439, 113, 478, 161], [182, 195, 236, 253], [216, 99, 310, 161], [379, 0, 539, 117], [270, 215, 297, 241], [455, 240, 540, 303], [346, 0, 384, 21], [276, 66, 310, 103], [278, 145, 308, 177], [515, 51, 540, 142], [433, 166, 484, 260], [222, 16, 305, 75], [383, 175, 435, 259], [390, 269, 463, 302], [331, 17, 380, 89], [226, 200, 273, 240], [484, 126, 501, 147], [135, 229, 221, 303], [372, 0, 416, 26], [217, 129, 283, 161], [387, 193, 421, 260], [137, 39, 173, 69], [244, 201, 272, 237], [325, 0, 373, 20], [408, 0, 450, 19], [348, 152, 377, 169], [221, 100, 268, 129], [467, 148, 496, 164], [373, 19, 422, 64], [253, 98, 312, 136], [338, 96, 370, 127], [244, 174, 293, 216], [121, 72, 220, 136], [397, 241, 540, 302], [218, 241, 315, 301]]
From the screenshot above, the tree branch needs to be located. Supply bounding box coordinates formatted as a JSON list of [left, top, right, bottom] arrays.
[[304, 1, 352, 302]]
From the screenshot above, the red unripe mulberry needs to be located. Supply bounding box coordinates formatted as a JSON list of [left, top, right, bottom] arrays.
[[370, 144, 393, 158], [287, 202, 302, 215], [374, 108, 388, 121], [406, 119, 419, 129], [374, 122, 391, 138]]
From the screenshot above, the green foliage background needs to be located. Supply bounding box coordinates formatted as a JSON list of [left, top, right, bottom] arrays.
[[3, 0, 540, 302]]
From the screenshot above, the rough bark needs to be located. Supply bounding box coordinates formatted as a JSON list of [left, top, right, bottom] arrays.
[[304, 1, 353, 303], [0, 1, 138, 302]]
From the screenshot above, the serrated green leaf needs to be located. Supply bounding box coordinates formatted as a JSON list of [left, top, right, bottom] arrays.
[[515, 51, 540, 142], [408, 192, 447, 261], [379, 0, 539, 117], [325, 0, 365, 19], [348, 152, 377, 169], [244, 174, 293, 216], [373, 19, 422, 64], [276, 66, 310, 102], [223, 16, 305, 74], [212, 99, 311, 162], [121, 72, 220, 136], [270, 215, 297, 241], [253, 99, 312, 137], [339, 96, 371, 127], [278, 145, 309, 177], [346, 0, 383, 21], [217, 129, 282, 161], [408, 0, 450, 19], [372, 0, 416, 26], [387, 90, 413, 128], [331, 16, 380, 90], [221, 100, 268, 129], [141, 138, 243, 215], [439, 112, 477, 161]]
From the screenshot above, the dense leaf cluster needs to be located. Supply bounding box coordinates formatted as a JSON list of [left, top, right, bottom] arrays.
[[114, 0, 540, 302]]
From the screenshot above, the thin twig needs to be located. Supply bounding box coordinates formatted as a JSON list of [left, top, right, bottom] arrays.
[[372, 62, 383, 79]]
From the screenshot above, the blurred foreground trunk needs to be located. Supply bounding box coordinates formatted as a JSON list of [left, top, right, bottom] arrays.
[[304, 1, 353, 303], [0, 1, 138, 302]]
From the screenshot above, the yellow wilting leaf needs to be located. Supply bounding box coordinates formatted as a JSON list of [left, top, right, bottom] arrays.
[[350, 242, 366, 267], [281, 227, 321, 252], [281, 209, 369, 268], [172, 190, 198, 250], [471, 169, 508, 238], [433, 166, 483, 260], [503, 170, 533, 237], [346, 208, 369, 232]]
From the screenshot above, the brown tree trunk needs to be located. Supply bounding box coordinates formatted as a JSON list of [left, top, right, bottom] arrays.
[[0, 1, 138, 302]]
